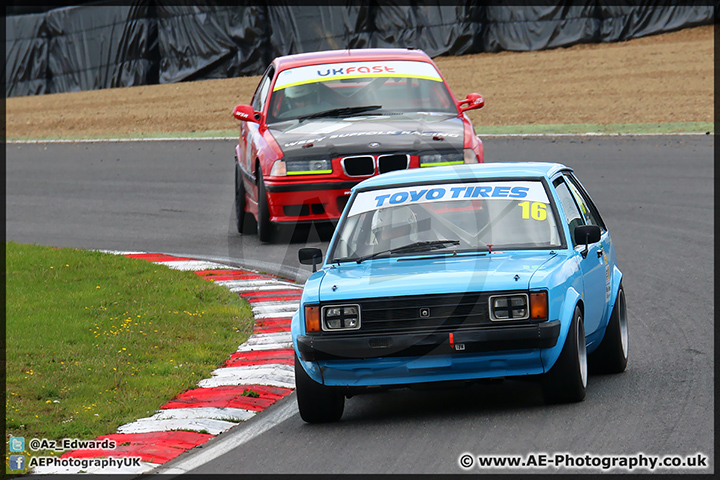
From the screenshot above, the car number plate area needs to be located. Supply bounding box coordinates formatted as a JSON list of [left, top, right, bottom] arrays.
[[406, 356, 452, 370]]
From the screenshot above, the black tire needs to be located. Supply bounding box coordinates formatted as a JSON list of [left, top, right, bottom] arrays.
[[256, 169, 274, 243], [541, 306, 587, 404], [295, 354, 344, 424], [234, 164, 249, 234], [589, 285, 628, 374]]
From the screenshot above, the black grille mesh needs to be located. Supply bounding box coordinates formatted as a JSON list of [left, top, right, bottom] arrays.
[[318, 292, 504, 335]]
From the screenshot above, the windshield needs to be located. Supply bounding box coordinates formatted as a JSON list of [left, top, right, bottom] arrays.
[[267, 60, 457, 123], [329, 180, 563, 262]]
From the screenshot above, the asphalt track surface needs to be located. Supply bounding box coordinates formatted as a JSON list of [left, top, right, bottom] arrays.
[[5, 135, 714, 474]]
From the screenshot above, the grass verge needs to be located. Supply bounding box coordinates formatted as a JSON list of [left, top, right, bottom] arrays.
[[5, 242, 254, 474], [4, 122, 713, 143]]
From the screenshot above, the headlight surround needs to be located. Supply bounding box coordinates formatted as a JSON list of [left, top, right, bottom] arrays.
[[322, 304, 361, 331], [488, 292, 548, 322], [419, 152, 464, 167], [270, 159, 332, 176], [489, 294, 529, 321]]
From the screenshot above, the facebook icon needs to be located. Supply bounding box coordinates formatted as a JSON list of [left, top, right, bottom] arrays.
[[9, 455, 25, 471]]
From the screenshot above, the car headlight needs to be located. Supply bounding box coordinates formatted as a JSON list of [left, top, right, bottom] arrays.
[[322, 305, 361, 331], [463, 147, 478, 164], [270, 159, 331, 176], [489, 294, 529, 321], [419, 152, 464, 167], [489, 292, 548, 321]]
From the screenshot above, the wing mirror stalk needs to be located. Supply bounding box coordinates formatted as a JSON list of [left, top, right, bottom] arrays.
[[299, 248, 323, 272]]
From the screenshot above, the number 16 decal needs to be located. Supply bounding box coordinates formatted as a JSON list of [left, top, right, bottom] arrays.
[[518, 201, 547, 221]]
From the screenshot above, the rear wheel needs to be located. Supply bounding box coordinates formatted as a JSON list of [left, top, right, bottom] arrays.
[[542, 306, 587, 404], [256, 169, 274, 243], [589, 285, 628, 374], [295, 355, 344, 424]]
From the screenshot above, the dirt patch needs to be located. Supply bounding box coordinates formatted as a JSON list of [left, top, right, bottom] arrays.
[[5, 24, 713, 140]]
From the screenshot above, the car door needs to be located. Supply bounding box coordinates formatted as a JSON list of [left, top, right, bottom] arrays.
[[553, 176, 607, 336], [565, 173, 613, 329]]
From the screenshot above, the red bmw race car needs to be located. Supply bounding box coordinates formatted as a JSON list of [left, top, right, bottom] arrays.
[[232, 48, 485, 242]]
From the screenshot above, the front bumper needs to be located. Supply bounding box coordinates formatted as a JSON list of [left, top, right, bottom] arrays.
[[264, 179, 357, 222], [296, 321, 560, 387], [297, 320, 560, 361]]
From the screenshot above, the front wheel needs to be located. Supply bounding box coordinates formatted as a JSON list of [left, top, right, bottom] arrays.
[[234, 164, 251, 234], [589, 285, 628, 374], [541, 306, 587, 404], [295, 355, 344, 424], [256, 170, 274, 243]]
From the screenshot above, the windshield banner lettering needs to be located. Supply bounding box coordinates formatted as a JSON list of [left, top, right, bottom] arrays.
[[275, 61, 443, 90], [348, 182, 549, 216]]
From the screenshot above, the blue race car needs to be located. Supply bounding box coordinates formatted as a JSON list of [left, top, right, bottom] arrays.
[[293, 162, 628, 423]]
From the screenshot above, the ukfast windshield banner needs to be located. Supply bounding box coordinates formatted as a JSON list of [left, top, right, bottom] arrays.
[[274, 60, 443, 91]]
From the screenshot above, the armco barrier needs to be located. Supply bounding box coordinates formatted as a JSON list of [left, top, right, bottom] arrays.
[[4, 3, 716, 96]]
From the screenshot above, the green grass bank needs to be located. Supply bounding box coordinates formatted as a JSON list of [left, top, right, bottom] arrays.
[[5, 242, 254, 473]]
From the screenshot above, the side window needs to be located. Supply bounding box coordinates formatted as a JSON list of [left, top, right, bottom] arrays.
[[251, 66, 274, 112], [553, 178, 584, 246], [566, 174, 607, 231]]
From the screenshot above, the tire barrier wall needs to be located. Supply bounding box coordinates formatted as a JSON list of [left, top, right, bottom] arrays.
[[4, 2, 716, 98]]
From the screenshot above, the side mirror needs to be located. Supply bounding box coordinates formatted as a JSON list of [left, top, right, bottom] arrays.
[[458, 93, 484, 113], [299, 247, 323, 272], [574, 224, 601, 258], [232, 104, 261, 123]]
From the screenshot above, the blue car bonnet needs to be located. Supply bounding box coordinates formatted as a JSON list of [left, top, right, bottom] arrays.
[[316, 251, 558, 301]]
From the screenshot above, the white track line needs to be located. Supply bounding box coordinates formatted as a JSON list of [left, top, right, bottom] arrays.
[[198, 364, 295, 389], [161, 260, 234, 271], [153, 398, 298, 476]]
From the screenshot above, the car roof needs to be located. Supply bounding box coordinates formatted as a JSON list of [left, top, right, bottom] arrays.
[[274, 48, 434, 70], [354, 162, 571, 191]]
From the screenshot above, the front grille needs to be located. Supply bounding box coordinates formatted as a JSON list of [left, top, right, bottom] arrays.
[[318, 292, 509, 336], [378, 154, 409, 174], [284, 205, 309, 216], [342, 155, 375, 176], [283, 204, 325, 216]]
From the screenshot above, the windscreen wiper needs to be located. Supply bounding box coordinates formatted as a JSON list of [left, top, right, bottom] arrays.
[[355, 240, 460, 264], [298, 105, 382, 122]]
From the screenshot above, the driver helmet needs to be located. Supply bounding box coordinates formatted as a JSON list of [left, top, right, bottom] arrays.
[[371, 206, 418, 248], [285, 83, 316, 101]]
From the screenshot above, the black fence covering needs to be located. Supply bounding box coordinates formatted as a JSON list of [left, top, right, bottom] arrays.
[[599, 3, 715, 42], [44, 4, 158, 94], [4, 2, 716, 97], [371, 2, 482, 57], [267, 4, 372, 59], [482, 5, 601, 53], [5, 12, 50, 97], [157, 4, 269, 83]]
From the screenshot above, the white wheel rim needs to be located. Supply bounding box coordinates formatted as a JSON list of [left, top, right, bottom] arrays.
[[578, 317, 588, 388], [618, 291, 629, 359]]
